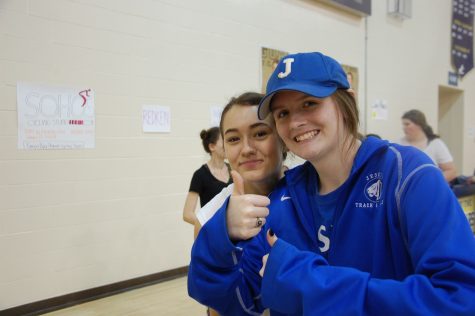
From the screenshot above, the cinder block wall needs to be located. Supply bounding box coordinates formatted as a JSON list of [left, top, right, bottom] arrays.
[[1, 0, 473, 310]]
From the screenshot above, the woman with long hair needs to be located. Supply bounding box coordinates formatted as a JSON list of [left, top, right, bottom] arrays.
[[182, 127, 231, 227], [400, 109, 457, 182]]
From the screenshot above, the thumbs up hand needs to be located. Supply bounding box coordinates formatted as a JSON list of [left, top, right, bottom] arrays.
[[226, 170, 270, 241]]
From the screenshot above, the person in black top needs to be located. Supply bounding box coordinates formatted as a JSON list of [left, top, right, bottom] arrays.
[[182, 126, 231, 316], [182, 127, 232, 226]]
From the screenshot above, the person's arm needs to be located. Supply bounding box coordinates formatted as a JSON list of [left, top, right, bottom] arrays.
[[433, 139, 457, 182], [193, 221, 201, 239], [260, 167, 475, 315], [439, 161, 457, 182], [182, 191, 199, 225], [188, 199, 268, 315], [189, 171, 272, 314]]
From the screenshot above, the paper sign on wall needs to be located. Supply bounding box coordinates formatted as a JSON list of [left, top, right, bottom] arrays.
[[142, 105, 171, 133], [17, 82, 95, 150], [210, 106, 223, 127], [371, 99, 389, 120]]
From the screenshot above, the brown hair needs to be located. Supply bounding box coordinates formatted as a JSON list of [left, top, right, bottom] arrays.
[[199, 127, 220, 154], [331, 89, 361, 151], [402, 109, 439, 141], [219, 92, 264, 135]]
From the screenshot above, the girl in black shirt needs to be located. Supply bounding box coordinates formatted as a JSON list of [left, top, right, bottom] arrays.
[[182, 127, 232, 226]]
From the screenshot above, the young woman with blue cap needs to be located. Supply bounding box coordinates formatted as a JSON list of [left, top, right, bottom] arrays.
[[188, 52, 475, 315]]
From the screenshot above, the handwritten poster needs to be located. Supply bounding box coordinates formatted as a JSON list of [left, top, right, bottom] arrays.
[[142, 105, 171, 133], [17, 82, 95, 150]]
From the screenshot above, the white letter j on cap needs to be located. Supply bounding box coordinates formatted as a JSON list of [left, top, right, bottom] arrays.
[[278, 58, 295, 78]]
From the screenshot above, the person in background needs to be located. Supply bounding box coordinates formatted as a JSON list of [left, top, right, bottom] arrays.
[[182, 127, 231, 228], [399, 109, 457, 182], [188, 52, 475, 315], [183, 127, 231, 316], [468, 171, 475, 184]]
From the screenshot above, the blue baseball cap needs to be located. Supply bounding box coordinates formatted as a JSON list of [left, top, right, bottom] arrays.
[[258, 52, 350, 119]]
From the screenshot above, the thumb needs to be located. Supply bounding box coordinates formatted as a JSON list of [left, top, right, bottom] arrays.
[[266, 229, 278, 247], [231, 170, 245, 195]]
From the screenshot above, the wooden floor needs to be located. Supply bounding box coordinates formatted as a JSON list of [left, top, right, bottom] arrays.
[[41, 276, 206, 316]]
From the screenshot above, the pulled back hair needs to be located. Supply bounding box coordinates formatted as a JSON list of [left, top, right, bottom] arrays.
[[200, 126, 220, 154], [402, 109, 439, 141], [220, 91, 287, 160]]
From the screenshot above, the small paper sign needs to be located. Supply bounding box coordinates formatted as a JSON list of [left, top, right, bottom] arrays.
[[210, 106, 223, 127], [142, 105, 171, 133], [371, 99, 388, 120]]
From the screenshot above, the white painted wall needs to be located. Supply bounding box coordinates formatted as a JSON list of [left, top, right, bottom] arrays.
[[0, 0, 473, 310]]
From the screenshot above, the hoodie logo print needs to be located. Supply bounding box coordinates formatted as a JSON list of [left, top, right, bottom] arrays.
[[355, 172, 384, 209], [366, 180, 382, 201], [364, 172, 383, 203]]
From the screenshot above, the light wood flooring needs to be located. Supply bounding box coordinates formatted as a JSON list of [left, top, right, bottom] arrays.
[[42, 276, 206, 316]]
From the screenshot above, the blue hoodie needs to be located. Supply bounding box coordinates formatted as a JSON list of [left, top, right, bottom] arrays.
[[188, 137, 475, 315]]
